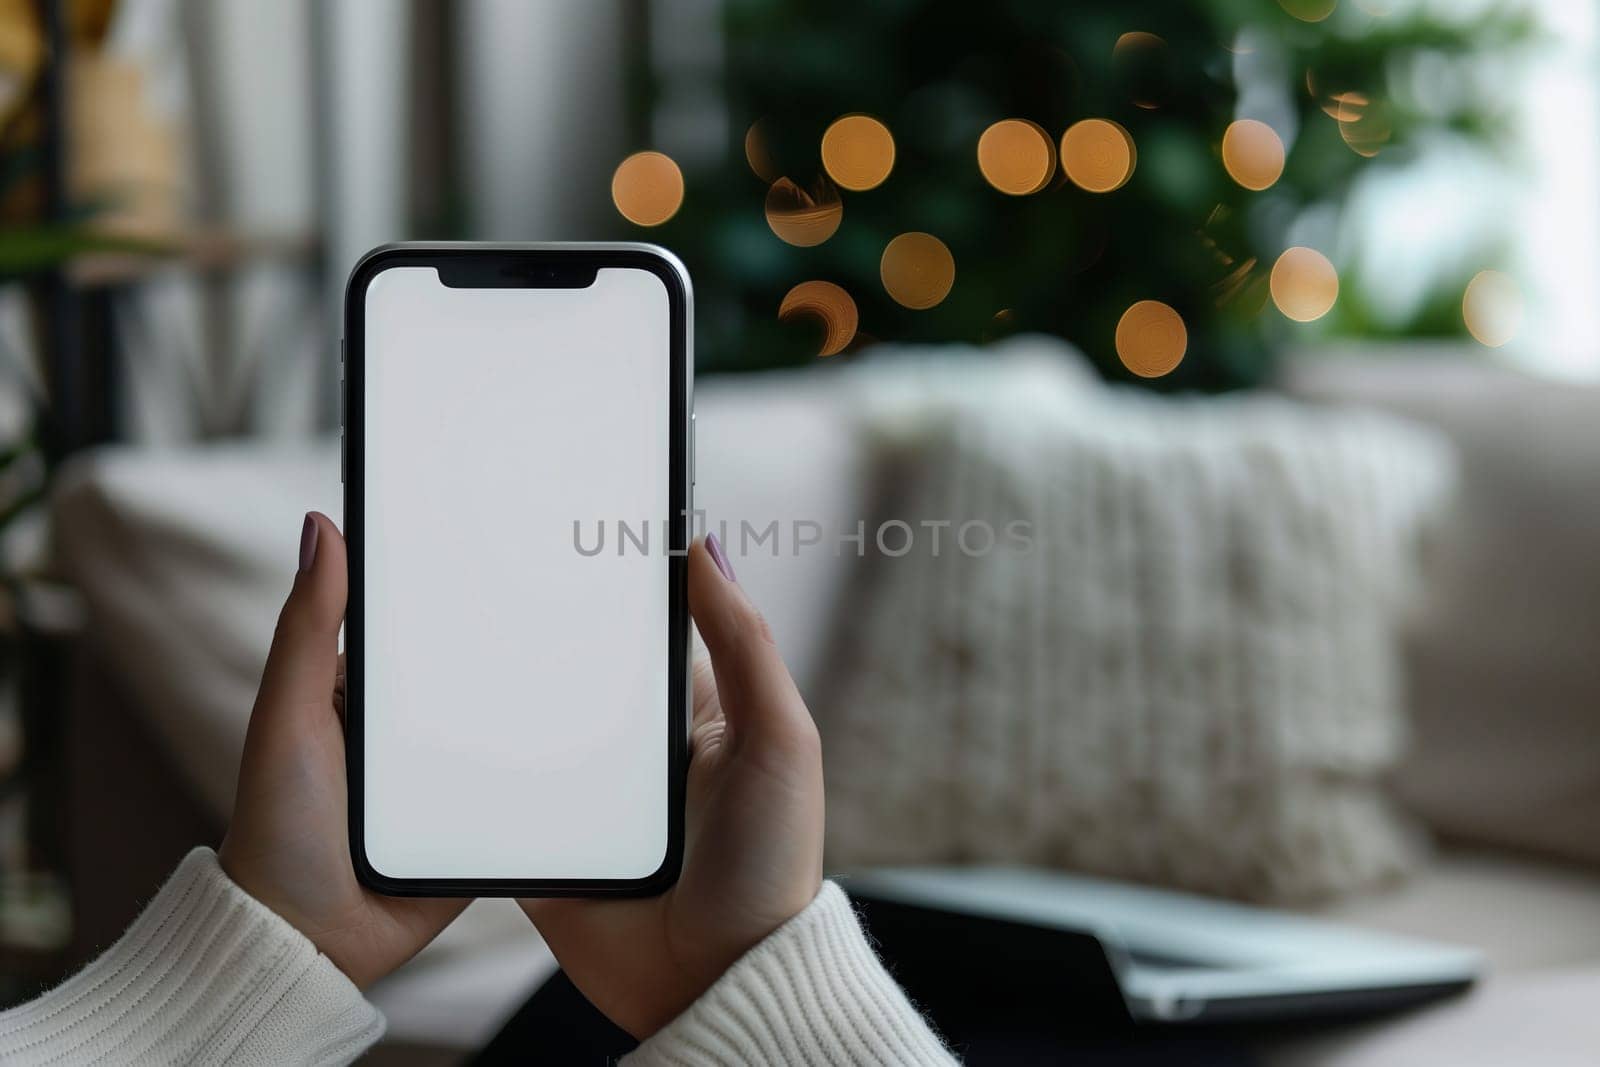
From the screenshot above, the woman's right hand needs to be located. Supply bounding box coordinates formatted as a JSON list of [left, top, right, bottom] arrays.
[[520, 535, 826, 1039]]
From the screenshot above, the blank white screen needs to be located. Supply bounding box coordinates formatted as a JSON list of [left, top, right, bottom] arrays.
[[362, 265, 671, 880]]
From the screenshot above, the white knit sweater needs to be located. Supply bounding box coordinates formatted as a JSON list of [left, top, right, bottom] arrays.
[[0, 850, 953, 1065]]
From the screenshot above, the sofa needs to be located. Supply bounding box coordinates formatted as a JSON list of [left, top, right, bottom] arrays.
[[50, 346, 1600, 1063]]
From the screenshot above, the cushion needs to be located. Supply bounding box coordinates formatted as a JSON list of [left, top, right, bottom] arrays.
[[54, 440, 339, 819], [690, 367, 871, 698], [1282, 351, 1600, 868], [821, 339, 1455, 903]]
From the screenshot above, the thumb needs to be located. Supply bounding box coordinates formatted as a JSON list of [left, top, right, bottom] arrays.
[[255, 512, 347, 721], [687, 534, 812, 748]]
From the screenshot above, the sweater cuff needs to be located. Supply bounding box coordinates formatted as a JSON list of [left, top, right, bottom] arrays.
[[625, 882, 953, 1066], [0, 847, 384, 1065]]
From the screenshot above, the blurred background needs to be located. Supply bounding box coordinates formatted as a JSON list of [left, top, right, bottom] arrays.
[[2, 0, 1599, 1062]]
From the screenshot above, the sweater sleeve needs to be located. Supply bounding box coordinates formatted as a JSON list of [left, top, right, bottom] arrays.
[[0, 848, 384, 1066], [624, 882, 956, 1066]]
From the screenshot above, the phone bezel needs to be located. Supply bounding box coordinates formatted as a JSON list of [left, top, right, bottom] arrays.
[[343, 242, 691, 897]]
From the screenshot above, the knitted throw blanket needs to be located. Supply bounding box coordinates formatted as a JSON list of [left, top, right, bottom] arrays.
[[821, 341, 1455, 903]]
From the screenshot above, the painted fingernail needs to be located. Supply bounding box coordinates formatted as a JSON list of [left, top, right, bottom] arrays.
[[706, 531, 737, 583], [299, 513, 319, 573]]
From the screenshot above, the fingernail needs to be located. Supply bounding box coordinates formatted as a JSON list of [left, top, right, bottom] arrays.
[[706, 531, 737, 583], [299, 513, 319, 573]]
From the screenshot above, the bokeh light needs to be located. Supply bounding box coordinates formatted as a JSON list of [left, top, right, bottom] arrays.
[[779, 280, 859, 357], [764, 176, 843, 247], [1221, 120, 1285, 191], [1323, 89, 1358, 120], [1270, 247, 1339, 322], [821, 114, 896, 192], [610, 151, 683, 227], [1333, 93, 1392, 158], [1115, 300, 1188, 378], [1114, 31, 1165, 59], [1061, 119, 1137, 193], [1112, 31, 1168, 110], [881, 232, 956, 310], [1462, 270, 1523, 348], [977, 119, 1057, 195], [744, 119, 779, 183], [1279, 0, 1337, 22]]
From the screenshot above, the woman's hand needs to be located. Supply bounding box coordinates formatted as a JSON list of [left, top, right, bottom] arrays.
[[219, 512, 467, 989], [520, 535, 826, 1039]]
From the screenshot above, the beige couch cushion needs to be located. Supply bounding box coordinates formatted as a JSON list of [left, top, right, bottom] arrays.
[[1283, 350, 1600, 869], [822, 342, 1453, 903], [55, 440, 336, 819]]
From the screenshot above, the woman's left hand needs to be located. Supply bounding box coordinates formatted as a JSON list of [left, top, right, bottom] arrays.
[[219, 511, 467, 989]]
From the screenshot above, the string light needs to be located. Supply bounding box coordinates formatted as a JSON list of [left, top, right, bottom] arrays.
[[1270, 247, 1339, 322], [1114, 31, 1165, 56], [1221, 120, 1285, 191], [1061, 119, 1136, 193], [1113, 31, 1169, 110], [611, 151, 683, 226], [977, 119, 1056, 195], [1334, 94, 1391, 158], [1279, 0, 1337, 22], [821, 115, 896, 192], [881, 232, 956, 309], [779, 281, 859, 357], [744, 119, 779, 183], [1115, 300, 1188, 378], [764, 177, 843, 247], [1462, 271, 1523, 347]]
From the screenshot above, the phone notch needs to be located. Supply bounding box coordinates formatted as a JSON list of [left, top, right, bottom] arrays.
[[436, 257, 599, 290]]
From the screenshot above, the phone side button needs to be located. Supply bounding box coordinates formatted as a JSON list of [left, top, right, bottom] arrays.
[[340, 431, 345, 484], [690, 411, 696, 486]]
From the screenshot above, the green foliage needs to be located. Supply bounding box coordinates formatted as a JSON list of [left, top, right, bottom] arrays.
[[640, 0, 1531, 387], [0, 137, 168, 281], [0, 224, 162, 280]]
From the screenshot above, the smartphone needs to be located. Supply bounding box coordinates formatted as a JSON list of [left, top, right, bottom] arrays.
[[343, 243, 691, 896]]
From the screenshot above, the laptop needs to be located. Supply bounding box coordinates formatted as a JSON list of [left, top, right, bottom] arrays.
[[841, 866, 1481, 1029]]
